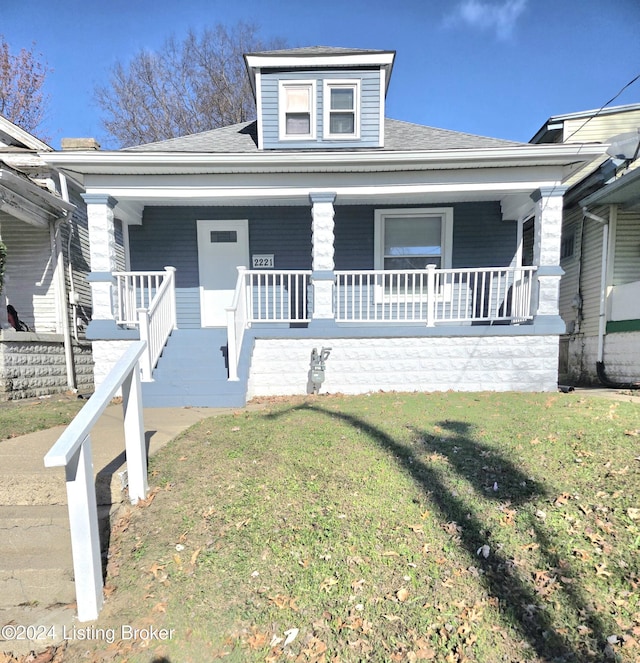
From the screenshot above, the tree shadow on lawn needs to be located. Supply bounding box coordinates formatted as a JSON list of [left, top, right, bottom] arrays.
[[267, 403, 613, 662]]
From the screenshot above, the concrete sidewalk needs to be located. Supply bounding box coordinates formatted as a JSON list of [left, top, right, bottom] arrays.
[[0, 403, 227, 656], [0, 404, 222, 506]]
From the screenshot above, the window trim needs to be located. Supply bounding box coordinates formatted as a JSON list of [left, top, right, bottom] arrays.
[[278, 80, 316, 141], [323, 79, 361, 140], [374, 207, 454, 303], [374, 207, 454, 271]]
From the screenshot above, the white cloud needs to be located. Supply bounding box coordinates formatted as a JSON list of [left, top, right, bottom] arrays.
[[446, 0, 528, 40]]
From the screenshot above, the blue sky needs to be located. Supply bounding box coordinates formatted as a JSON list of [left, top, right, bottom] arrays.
[[3, 0, 640, 149]]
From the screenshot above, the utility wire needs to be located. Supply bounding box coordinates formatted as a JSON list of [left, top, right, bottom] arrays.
[[564, 72, 640, 143]]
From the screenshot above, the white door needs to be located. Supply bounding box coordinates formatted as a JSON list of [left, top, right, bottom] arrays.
[[197, 219, 249, 327]]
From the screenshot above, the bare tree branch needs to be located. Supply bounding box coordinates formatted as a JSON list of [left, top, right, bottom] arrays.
[[95, 22, 285, 147], [0, 36, 50, 140]]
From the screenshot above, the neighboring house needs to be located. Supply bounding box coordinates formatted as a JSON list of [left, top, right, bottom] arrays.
[[0, 116, 94, 399], [42, 47, 605, 407], [531, 103, 640, 386]]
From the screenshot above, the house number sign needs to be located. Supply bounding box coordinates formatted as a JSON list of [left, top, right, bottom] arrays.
[[252, 254, 274, 268]]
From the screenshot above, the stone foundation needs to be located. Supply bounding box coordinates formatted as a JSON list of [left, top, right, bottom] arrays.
[[566, 332, 640, 386], [0, 331, 94, 400], [247, 335, 560, 397]]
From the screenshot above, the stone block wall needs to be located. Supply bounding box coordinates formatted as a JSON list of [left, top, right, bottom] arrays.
[[0, 332, 94, 400], [246, 335, 560, 397], [91, 339, 136, 390], [602, 332, 640, 382], [567, 332, 640, 386]]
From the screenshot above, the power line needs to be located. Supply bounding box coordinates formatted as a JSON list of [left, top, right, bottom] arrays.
[[564, 72, 640, 143]]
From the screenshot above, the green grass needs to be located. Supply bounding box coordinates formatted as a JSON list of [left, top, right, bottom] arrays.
[[0, 394, 84, 440], [63, 392, 640, 663]]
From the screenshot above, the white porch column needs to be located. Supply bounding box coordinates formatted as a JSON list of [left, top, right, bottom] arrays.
[[310, 192, 336, 321], [82, 194, 119, 334], [531, 186, 566, 326]]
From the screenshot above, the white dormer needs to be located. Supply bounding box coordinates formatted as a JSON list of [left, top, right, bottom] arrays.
[[244, 47, 395, 150]]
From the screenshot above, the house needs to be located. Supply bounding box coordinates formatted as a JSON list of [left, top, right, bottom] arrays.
[[0, 116, 94, 399], [531, 103, 640, 386], [41, 47, 605, 407]]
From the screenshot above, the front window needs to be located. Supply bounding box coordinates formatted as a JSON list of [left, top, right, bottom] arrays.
[[279, 81, 316, 140], [375, 208, 453, 271], [324, 80, 360, 139]]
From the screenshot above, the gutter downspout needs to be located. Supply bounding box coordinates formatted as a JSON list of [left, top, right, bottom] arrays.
[[583, 207, 640, 389], [55, 172, 76, 391]]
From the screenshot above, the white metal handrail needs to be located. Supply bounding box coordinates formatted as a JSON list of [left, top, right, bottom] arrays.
[[44, 341, 148, 622], [137, 267, 177, 381], [226, 266, 249, 382], [226, 268, 311, 381], [335, 266, 537, 325]]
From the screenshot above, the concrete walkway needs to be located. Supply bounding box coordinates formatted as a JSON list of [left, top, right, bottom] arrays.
[[0, 403, 224, 656]]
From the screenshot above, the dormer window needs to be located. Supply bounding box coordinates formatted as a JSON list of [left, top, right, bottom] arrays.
[[279, 81, 316, 140], [324, 80, 360, 139]]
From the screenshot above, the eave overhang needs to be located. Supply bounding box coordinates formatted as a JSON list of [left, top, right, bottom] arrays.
[[41, 143, 606, 178], [580, 166, 640, 210], [0, 167, 75, 227], [244, 50, 396, 97]]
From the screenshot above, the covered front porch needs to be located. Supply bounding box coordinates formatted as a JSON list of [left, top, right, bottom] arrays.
[[41, 139, 601, 403], [88, 183, 567, 403]]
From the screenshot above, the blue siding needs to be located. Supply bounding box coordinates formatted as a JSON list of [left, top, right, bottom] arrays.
[[260, 68, 382, 149], [130, 206, 313, 281], [129, 202, 515, 327], [130, 202, 513, 275], [333, 202, 516, 269], [452, 202, 517, 268]]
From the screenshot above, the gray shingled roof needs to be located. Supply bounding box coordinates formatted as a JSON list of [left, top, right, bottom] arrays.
[[124, 119, 524, 153]]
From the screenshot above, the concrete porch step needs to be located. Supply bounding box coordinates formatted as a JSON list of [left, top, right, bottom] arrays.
[[142, 328, 248, 408], [0, 505, 75, 608], [0, 504, 119, 610]]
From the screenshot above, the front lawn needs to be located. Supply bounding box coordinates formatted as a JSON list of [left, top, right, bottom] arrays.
[[0, 394, 84, 440], [64, 392, 640, 662]]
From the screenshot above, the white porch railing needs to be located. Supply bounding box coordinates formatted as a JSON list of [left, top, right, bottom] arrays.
[[44, 341, 148, 622], [114, 267, 177, 381], [335, 265, 537, 324], [115, 270, 169, 326], [225, 266, 537, 380], [226, 267, 249, 382], [244, 269, 312, 323], [226, 268, 311, 381]]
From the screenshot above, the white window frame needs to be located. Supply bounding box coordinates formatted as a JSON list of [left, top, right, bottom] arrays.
[[323, 79, 360, 140], [278, 80, 316, 141], [374, 207, 454, 301]]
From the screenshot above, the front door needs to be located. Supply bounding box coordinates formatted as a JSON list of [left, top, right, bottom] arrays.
[[197, 219, 249, 327]]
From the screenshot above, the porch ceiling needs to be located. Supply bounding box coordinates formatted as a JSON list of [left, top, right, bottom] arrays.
[[100, 188, 540, 229], [83, 164, 566, 222]]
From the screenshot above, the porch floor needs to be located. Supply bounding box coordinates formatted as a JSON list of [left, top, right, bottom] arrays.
[[142, 328, 247, 408]]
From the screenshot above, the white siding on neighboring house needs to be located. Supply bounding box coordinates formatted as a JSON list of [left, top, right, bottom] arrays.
[[612, 208, 640, 285], [558, 206, 583, 331], [0, 215, 57, 332], [563, 109, 640, 143], [578, 205, 608, 337]]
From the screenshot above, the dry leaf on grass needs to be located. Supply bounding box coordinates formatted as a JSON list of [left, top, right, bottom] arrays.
[[397, 587, 410, 602]]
